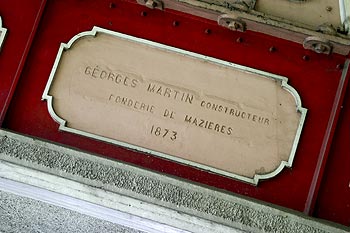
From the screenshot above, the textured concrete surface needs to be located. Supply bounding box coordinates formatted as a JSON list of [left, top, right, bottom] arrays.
[[0, 130, 349, 233], [0, 190, 143, 233]]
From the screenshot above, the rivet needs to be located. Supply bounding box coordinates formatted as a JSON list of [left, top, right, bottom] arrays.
[[141, 11, 147, 16], [109, 2, 116, 8], [303, 55, 310, 61], [336, 64, 344, 70], [236, 37, 243, 43], [326, 6, 332, 12], [205, 29, 211, 34], [269, 46, 276, 52], [173, 21, 179, 27]]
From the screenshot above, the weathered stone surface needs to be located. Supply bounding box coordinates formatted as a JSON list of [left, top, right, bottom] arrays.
[[0, 190, 143, 233], [0, 130, 348, 233]]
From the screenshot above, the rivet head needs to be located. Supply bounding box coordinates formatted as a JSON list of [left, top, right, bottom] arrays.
[[205, 29, 211, 34], [109, 2, 116, 8], [236, 37, 243, 43], [269, 46, 276, 52], [303, 55, 310, 61], [336, 64, 344, 70], [141, 11, 147, 16], [326, 6, 332, 12], [173, 21, 179, 27]]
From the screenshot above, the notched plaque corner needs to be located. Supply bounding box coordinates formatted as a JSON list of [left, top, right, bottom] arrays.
[[0, 17, 7, 51], [42, 26, 307, 185]]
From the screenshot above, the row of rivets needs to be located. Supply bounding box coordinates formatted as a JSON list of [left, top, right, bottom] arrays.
[[109, 3, 344, 69]]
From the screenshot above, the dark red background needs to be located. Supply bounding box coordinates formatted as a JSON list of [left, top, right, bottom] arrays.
[[0, 0, 349, 226]]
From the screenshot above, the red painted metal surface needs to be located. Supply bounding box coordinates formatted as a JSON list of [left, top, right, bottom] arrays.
[[304, 60, 350, 216], [314, 77, 350, 226], [0, 0, 349, 226], [0, 0, 47, 124]]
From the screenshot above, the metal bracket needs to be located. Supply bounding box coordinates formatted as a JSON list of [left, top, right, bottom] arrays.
[[218, 14, 246, 32], [136, 0, 163, 10], [303, 36, 333, 55]]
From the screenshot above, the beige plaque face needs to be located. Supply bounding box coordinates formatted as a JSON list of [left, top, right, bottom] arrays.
[[43, 27, 307, 185]]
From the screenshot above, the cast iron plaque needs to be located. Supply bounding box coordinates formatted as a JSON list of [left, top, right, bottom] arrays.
[[43, 27, 307, 185]]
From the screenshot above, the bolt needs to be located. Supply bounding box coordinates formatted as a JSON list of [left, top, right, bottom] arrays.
[[269, 46, 276, 52], [303, 55, 310, 61], [236, 37, 243, 43], [109, 2, 116, 8], [228, 21, 241, 30], [326, 6, 332, 12], [205, 29, 211, 34], [173, 21, 179, 27], [141, 11, 147, 16], [313, 43, 326, 53]]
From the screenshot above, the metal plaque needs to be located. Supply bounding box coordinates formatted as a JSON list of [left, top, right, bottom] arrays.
[[42, 27, 307, 185], [0, 17, 7, 51]]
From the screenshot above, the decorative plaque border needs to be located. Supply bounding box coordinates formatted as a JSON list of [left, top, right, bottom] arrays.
[[42, 26, 307, 185]]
